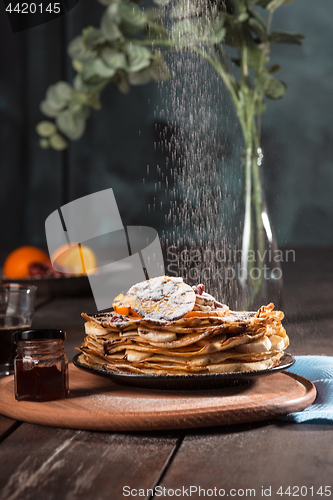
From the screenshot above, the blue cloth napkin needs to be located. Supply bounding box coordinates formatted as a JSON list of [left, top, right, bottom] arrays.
[[284, 355, 333, 423]]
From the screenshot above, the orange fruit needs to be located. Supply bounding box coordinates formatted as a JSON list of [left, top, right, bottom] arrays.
[[3, 246, 50, 279], [51, 244, 97, 275]]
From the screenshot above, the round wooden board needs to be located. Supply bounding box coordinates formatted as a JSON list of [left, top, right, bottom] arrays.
[[0, 364, 316, 431]]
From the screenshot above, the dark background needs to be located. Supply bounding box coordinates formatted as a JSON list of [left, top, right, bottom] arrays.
[[0, 0, 332, 254]]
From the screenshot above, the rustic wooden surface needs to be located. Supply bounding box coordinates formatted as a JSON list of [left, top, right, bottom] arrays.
[[160, 422, 333, 494], [0, 248, 332, 499], [0, 424, 180, 500], [0, 366, 316, 431]]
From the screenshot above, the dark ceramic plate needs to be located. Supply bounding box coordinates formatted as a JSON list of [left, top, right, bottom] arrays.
[[72, 353, 295, 391]]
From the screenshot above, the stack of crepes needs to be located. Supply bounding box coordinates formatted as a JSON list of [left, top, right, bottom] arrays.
[[77, 276, 289, 375]]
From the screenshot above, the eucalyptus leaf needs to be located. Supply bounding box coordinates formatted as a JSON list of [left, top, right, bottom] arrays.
[[74, 73, 108, 93], [68, 36, 96, 62], [224, 24, 244, 50], [56, 110, 86, 140], [101, 18, 122, 41], [256, 73, 287, 99], [54, 82, 72, 101], [69, 102, 84, 115], [39, 138, 50, 149], [266, 0, 296, 12], [238, 12, 248, 22], [124, 43, 151, 73], [68, 101, 92, 118], [101, 5, 122, 40], [208, 27, 226, 44], [104, 2, 121, 23], [82, 27, 106, 49], [269, 30, 304, 45], [82, 59, 117, 80], [113, 71, 131, 93], [145, 5, 163, 22], [170, 1, 199, 20], [237, 1, 248, 13], [49, 133, 68, 151], [144, 21, 169, 40], [206, 15, 225, 44], [265, 77, 287, 99], [46, 82, 71, 109], [149, 52, 170, 81], [237, 43, 267, 72], [248, 13, 267, 40], [36, 121, 57, 137], [76, 106, 91, 119], [171, 19, 200, 47], [249, 9, 267, 30], [70, 92, 97, 113], [102, 48, 127, 70], [71, 90, 89, 105], [40, 100, 61, 118], [128, 68, 152, 85], [118, 2, 147, 33], [118, 79, 131, 93], [248, 49, 268, 71], [153, 0, 171, 5], [73, 74, 85, 92], [72, 59, 84, 73], [267, 64, 282, 73], [84, 95, 100, 111]]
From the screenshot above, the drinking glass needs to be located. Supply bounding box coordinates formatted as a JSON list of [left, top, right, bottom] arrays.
[[0, 284, 37, 376]]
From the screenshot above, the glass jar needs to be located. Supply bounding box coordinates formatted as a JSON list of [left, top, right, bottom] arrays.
[[14, 329, 69, 402]]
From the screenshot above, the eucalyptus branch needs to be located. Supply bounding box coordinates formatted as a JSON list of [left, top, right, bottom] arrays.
[[267, 10, 274, 34], [36, 0, 304, 155], [213, 43, 233, 79], [191, 46, 239, 110], [241, 43, 249, 79], [256, 11, 274, 140]]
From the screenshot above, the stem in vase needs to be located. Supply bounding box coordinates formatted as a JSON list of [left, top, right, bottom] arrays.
[[240, 146, 253, 286], [250, 146, 266, 299], [240, 135, 266, 305]]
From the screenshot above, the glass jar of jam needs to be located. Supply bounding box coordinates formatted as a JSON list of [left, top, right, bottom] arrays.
[[13, 329, 69, 402]]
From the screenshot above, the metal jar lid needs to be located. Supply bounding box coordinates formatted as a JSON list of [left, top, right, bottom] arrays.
[[13, 329, 66, 342]]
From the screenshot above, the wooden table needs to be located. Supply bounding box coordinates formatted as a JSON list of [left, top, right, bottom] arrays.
[[0, 248, 332, 500]]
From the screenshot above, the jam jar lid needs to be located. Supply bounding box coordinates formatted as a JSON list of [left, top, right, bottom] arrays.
[[13, 329, 66, 342]]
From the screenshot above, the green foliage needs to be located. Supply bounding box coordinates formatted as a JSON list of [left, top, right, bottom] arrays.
[[36, 121, 57, 137], [265, 0, 297, 12], [56, 110, 86, 140], [124, 43, 152, 72], [49, 134, 68, 151], [255, 73, 287, 99], [269, 30, 305, 44], [37, 0, 304, 150], [153, 0, 171, 5]]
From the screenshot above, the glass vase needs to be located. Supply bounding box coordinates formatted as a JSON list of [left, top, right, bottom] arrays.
[[235, 147, 283, 310], [164, 148, 283, 311]]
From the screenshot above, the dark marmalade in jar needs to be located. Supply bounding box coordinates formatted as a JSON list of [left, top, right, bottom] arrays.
[[14, 329, 69, 402]]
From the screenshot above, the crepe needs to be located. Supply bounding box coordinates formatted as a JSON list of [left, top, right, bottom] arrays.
[[77, 276, 289, 375]]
